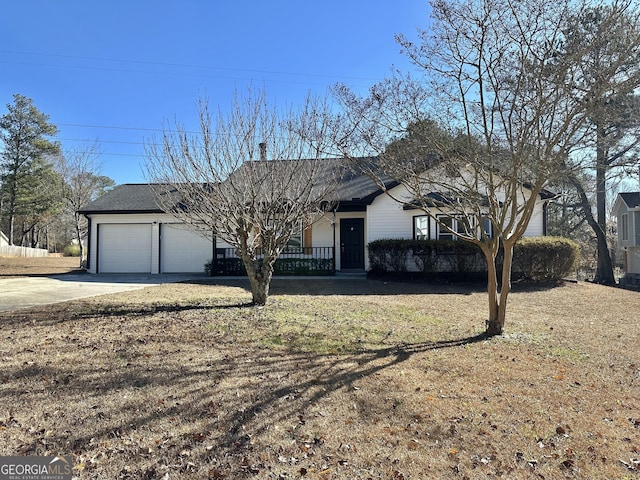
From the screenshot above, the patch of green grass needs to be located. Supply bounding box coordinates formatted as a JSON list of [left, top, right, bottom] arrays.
[[547, 345, 590, 362], [214, 295, 449, 354]]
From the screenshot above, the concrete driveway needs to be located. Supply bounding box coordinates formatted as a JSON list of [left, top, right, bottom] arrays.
[[0, 273, 204, 312]]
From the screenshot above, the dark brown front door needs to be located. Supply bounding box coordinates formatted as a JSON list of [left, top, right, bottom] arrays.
[[340, 218, 365, 270]]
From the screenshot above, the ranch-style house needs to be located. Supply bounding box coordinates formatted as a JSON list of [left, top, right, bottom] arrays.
[[79, 159, 552, 275]]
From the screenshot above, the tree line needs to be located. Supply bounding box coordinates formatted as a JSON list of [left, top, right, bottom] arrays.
[[0, 94, 114, 260]]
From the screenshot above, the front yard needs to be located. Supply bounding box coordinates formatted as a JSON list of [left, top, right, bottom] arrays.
[[0, 273, 638, 479]]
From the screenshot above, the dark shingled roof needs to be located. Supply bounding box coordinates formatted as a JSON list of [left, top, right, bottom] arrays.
[[619, 192, 640, 209], [324, 158, 397, 209], [78, 160, 394, 214], [79, 184, 168, 214], [79, 157, 555, 215]]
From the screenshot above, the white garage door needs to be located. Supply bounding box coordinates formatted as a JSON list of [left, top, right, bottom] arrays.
[[98, 224, 152, 273], [161, 224, 213, 273]]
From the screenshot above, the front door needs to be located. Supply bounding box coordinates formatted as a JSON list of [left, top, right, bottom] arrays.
[[340, 218, 365, 270]]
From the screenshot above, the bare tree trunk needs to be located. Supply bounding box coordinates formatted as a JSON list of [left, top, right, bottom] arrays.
[[8, 201, 15, 246], [246, 268, 270, 305], [485, 242, 514, 337], [243, 256, 275, 306], [483, 245, 500, 333], [238, 232, 276, 305], [496, 243, 514, 333], [75, 216, 85, 268], [594, 158, 616, 284], [570, 173, 616, 284]]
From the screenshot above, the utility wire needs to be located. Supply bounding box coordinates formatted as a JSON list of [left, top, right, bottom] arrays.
[[0, 49, 380, 82]]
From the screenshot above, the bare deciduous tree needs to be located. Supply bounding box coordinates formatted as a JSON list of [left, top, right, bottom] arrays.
[[334, 0, 629, 335], [560, 1, 640, 285], [57, 142, 114, 266], [145, 89, 340, 305]]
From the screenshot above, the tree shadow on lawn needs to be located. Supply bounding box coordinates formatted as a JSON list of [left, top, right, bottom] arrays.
[[5, 331, 489, 473], [187, 276, 565, 297], [0, 269, 85, 278], [0, 300, 256, 328], [189, 277, 488, 296]]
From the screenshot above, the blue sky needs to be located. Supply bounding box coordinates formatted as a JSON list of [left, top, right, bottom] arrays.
[[0, 1, 430, 185]]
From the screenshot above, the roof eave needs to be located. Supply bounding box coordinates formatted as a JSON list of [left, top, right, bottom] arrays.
[[80, 209, 166, 215]]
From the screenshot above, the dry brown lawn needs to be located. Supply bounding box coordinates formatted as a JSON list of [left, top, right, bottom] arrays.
[[0, 255, 81, 277], [0, 257, 638, 479]]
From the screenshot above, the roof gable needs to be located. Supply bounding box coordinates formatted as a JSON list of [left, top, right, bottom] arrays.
[[620, 192, 640, 209], [79, 184, 168, 214]]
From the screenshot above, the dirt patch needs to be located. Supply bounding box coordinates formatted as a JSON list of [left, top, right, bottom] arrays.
[[0, 255, 81, 277], [0, 270, 638, 478]]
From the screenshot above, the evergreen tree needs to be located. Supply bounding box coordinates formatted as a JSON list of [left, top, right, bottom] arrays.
[[561, 3, 640, 284], [0, 94, 60, 245]]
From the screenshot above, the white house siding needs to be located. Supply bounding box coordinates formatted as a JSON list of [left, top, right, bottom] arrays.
[[311, 216, 335, 248], [523, 201, 545, 237], [366, 183, 547, 240], [151, 223, 160, 274], [624, 211, 640, 275], [362, 184, 547, 272], [367, 188, 415, 242], [613, 196, 640, 277], [614, 202, 639, 267], [617, 211, 633, 249], [628, 247, 640, 274]]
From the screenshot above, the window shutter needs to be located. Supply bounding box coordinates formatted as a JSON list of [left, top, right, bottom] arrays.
[[303, 226, 312, 254]]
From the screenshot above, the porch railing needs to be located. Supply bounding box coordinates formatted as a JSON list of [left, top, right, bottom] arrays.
[[208, 247, 335, 276]]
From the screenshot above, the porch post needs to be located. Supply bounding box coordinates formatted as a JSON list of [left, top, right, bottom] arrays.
[[332, 210, 337, 273], [212, 229, 217, 277]]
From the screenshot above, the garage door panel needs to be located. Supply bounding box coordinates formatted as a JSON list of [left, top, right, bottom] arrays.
[[99, 224, 152, 273], [161, 224, 213, 273]]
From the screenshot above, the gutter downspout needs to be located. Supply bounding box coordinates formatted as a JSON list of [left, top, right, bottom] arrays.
[[84, 214, 92, 272]]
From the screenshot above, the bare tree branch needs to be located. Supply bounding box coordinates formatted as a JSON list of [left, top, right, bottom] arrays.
[[145, 88, 341, 305], [334, 0, 630, 335]]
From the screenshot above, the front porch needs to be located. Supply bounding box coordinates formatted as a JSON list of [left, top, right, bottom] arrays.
[[207, 247, 336, 276]]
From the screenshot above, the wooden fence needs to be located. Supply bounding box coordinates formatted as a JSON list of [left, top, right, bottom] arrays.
[[0, 245, 49, 257]]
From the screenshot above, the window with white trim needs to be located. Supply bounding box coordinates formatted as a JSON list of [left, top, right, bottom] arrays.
[[284, 228, 303, 252], [481, 216, 494, 239], [435, 214, 493, 240], [414, 215, 430, 240], [621, 213, 629, 241], [436, 215, 468, 240]]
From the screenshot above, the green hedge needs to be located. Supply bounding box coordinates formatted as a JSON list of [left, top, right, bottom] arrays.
[[513, 236, 579, 281], [368, 239, 485, 274], [369, 237, 579, 282], [63, 244, 81, 257]]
